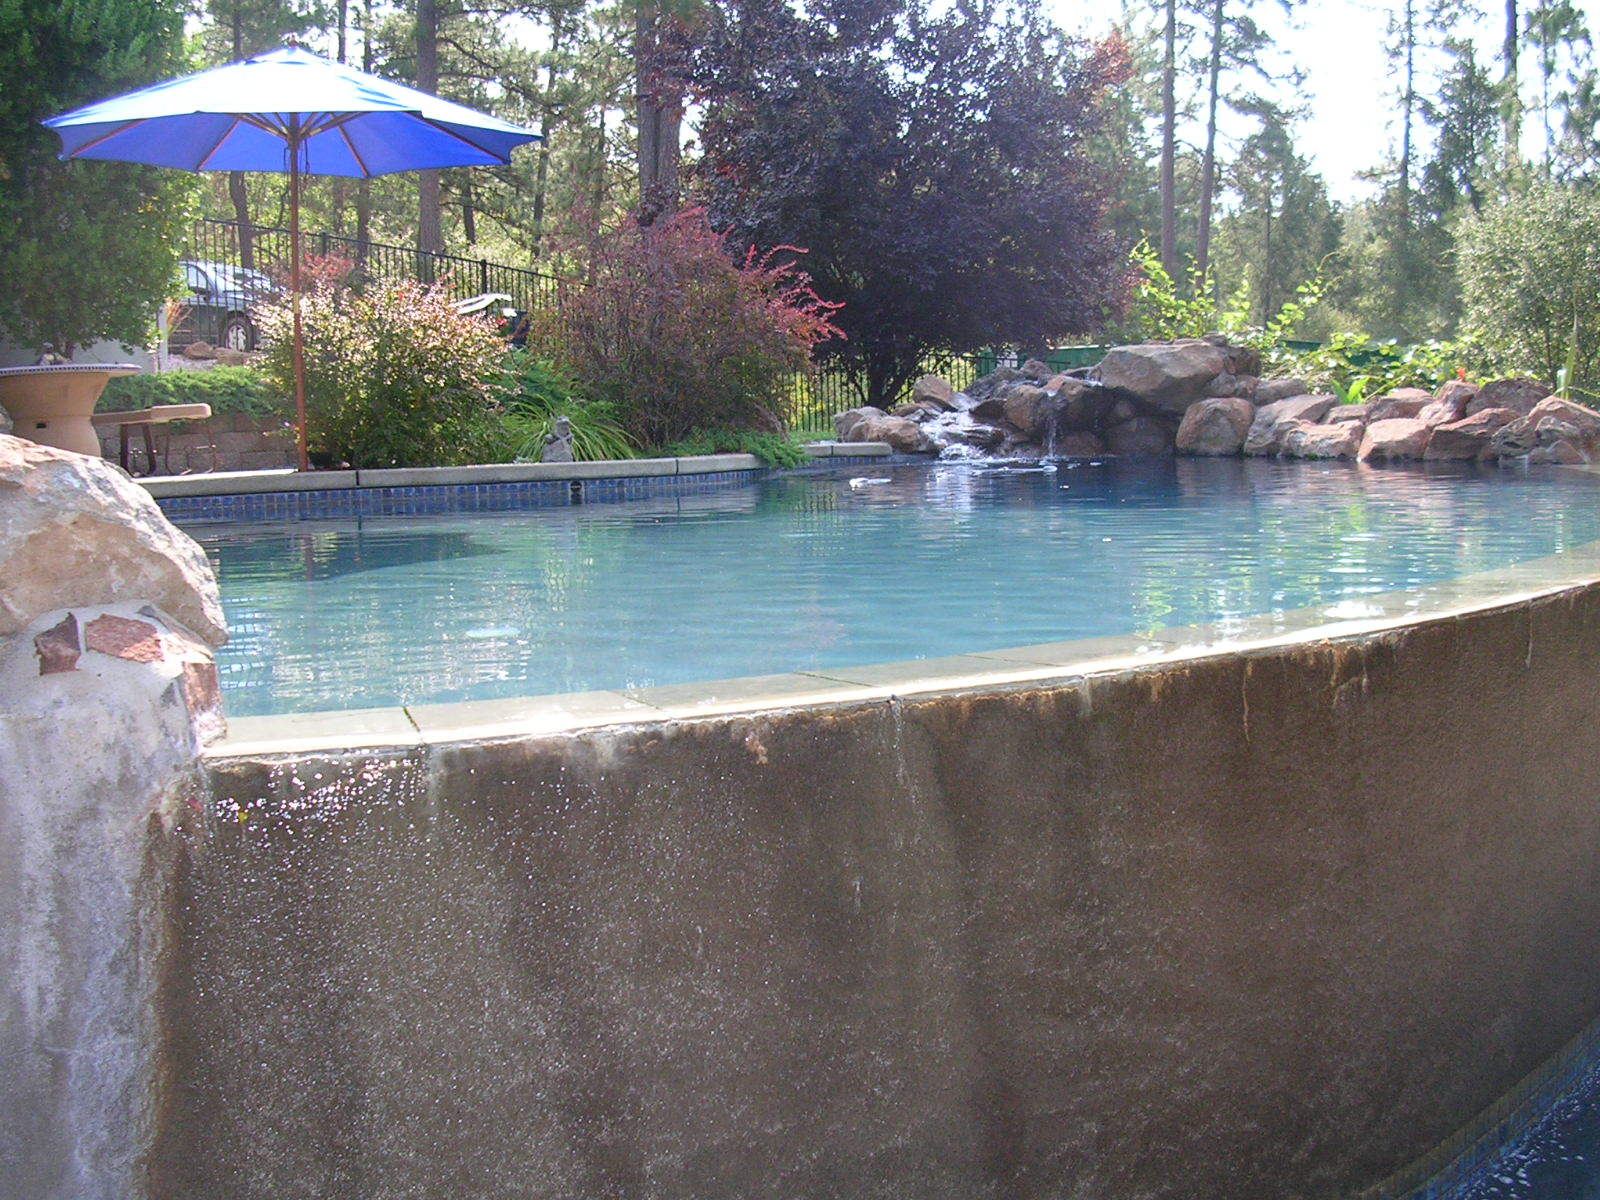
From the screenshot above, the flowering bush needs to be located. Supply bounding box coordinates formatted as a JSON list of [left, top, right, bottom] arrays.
[[534, 208, 843, 446], [255, 264, 508, 468]]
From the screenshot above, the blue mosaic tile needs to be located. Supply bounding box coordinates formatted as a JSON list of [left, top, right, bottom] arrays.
[[158, 469, 771, 524]]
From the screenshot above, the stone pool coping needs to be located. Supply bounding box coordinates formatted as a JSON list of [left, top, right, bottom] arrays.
[[204, 462, 1600, 759], [138, 440, 893, 499]]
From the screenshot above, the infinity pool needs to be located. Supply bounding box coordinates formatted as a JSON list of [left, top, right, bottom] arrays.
[[188, 457, 1600, 717]]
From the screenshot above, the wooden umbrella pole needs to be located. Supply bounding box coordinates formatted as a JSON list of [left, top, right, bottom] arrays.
[[289, 121, 309, 473]]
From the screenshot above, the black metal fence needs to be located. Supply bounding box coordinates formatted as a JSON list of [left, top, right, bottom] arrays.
[[186, 218, 568, 315]]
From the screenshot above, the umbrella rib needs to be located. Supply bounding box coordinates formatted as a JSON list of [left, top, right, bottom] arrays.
[[336, 125, 373, 177], [194, 120, 242, 171], [69, 120, 149, 157]]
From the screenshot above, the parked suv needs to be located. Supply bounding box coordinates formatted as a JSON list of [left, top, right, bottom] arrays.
[[171, 260, 276, 352]]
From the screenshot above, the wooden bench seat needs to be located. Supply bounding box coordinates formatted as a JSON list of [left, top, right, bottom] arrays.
[[91, 404, 214, 474]]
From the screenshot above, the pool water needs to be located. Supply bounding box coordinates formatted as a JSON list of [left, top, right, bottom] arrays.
[[1454, 1060, 1600, 1197], [188, 457, 1600, 717]]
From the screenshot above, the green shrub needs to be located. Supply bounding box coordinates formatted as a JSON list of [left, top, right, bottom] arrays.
[[98, 366, 290, 419], [659, 428, 811, 468], [531, 207, 842, 446], [1458, 180, 1599, 401], [499, 351, 637, 462], [254, 267, 508, 468]]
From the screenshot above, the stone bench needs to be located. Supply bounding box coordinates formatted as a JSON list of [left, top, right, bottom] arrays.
[[91, 404, 214, 475]]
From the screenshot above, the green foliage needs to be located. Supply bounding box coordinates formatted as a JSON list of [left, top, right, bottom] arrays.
[[534, 207, 841, 446], [0, 0, 197, 355], [98, 366, 290, 419], [1276, 333, 1469, 396], [658, 428, 810, 468], [254, 269, 509, 468], [1108, 240, 1331, 364], [1457, 179, 1599, 398], [498, 351, 637, 462]]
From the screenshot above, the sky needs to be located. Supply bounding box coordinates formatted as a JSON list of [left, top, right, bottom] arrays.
[[1052, 0, 1600, 203]]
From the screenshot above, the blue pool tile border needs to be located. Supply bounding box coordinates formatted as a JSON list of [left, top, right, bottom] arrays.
[[154, 455, 899, 524]]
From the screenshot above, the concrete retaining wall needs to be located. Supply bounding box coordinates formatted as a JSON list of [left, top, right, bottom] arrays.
[[152, 583, 1600, 1198]]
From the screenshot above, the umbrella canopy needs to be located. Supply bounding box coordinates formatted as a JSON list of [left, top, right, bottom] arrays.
[[44, 46, 541, 470], [45, 46, 538, 178]]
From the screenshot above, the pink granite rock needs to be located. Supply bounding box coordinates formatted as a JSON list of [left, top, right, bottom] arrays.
[[1367, 390, 1432, 422], [1358, 418, 1433, 461], [1424, 408, 1521, 461]]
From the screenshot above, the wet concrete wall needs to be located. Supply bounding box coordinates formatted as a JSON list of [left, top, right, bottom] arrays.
[[156, 585, 1600, 1199]]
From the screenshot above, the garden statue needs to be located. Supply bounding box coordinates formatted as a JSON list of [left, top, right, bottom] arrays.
[[543, 415, 574, 463]]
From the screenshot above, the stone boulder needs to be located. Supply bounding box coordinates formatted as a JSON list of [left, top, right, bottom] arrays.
[[1470, 377, 1550, 416], [0, 436, 226, 644], [1053, 432, 1106, 457], [1491, 396, 1600, 463], [1367, 390, 1432, 423], [1430, 379, 1479, 416], [1002, 385, 1052, 441], [1176, 397, 1255, 456], [911, 375, 957, 411], [1096, 341, 1230, 414], [1253, 379, 1311, 405], [1204, 373, 1258, 401], [1424, 409, 1521, 461], [1325, 404, 1370, 425], [854, 415, 933, 454], [181, 340, 216, 360], [1104, 417, 1175, 456], [1358, 418, 1433, 462], [833, 406, 885, 440], [969, 396, 1007, 424], [1280, 420, 1362, 460], [1243, 394, 1336, 456]]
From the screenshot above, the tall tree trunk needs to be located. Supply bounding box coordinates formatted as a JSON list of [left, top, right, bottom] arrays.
[[462, 175, 477, 245], [357, 0, 374, 269], [229, 8, 253, 268], [1400, 0, 1415, 229], [416, 0, 443, 269], [1196, 0, 1224, 278], [635, 0, 684, 226], [531, 13, 566, 259], [1160, 0, 1178, 277], [1503, 0, 1521, 169]]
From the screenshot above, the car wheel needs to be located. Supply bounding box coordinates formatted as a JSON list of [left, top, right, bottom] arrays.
[[221, 314, 255, 352]]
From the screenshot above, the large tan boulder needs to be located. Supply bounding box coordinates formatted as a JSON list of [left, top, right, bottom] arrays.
[[855, 415, 934, 454], [1358, 418, 1433, 462], [1096, 341, 1229, 414], [834, 406, 886, 440], [1002, 385, 1052, 440], [1280, 420, 1362, 459], [1176, 397, 1255, 456], [911, 375, 956, 411], [0, 436, 226, 645], [1243, 394, 1336, 455]]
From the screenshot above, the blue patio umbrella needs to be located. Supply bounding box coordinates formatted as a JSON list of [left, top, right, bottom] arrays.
[[44, 45, 541, 471]]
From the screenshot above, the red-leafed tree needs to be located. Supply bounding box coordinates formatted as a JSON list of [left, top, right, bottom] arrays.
[[694, 0, 1133, 407]]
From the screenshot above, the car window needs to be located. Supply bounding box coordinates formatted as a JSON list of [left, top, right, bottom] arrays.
[[183, 263, 207, 292]]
